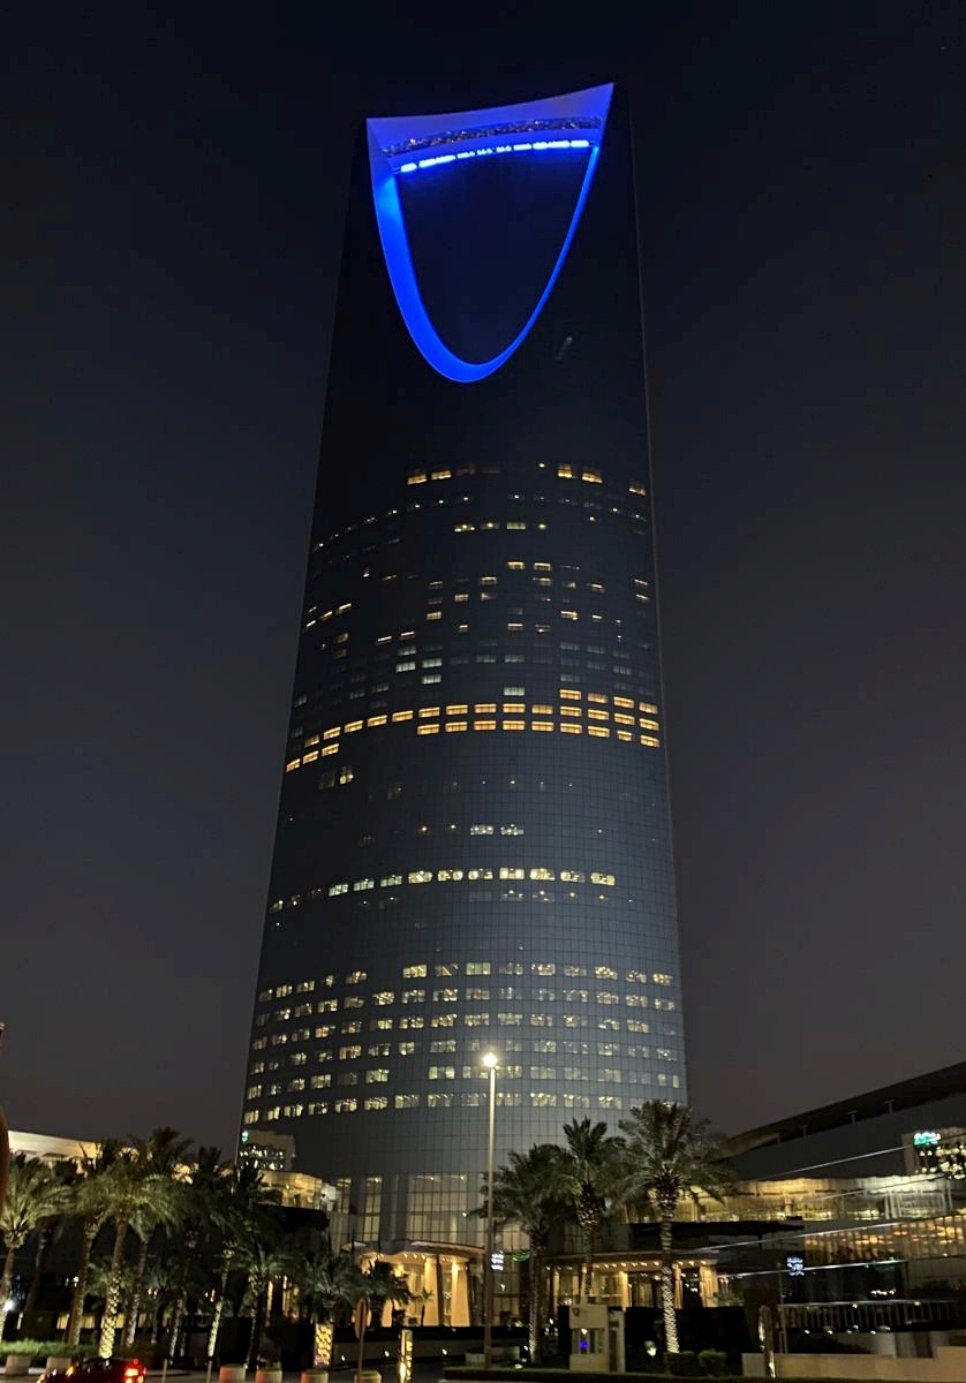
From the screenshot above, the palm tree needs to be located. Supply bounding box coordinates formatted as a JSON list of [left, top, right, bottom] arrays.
[[483, 1144, 570, 1363], [98, 1133, 185, 1358], [237, 1230, 293, 1370], [0, 1155, 68, 1315], [617, 1101, 733, 1353], [297, 1248, 363, 1346], [205, 1164, 269, 1370], [66, 1143, 121, 1346], [162, 1146, 226, 1359], [123, 1129, 192, 1347], [21, 1158, 78, 1328], [556, 1119, 625, 1300], [361, 1260, 411, 1328]]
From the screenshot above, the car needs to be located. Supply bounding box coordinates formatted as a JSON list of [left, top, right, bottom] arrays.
[[41, 1359, 146, 1383]]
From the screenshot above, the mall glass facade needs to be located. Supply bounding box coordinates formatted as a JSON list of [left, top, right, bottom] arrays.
[[242, 84, 687, 1247]]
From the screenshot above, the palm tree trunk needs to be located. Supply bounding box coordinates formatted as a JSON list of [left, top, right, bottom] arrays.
[[123, 1233, 151, 1347], [166, 1228, 199, 1364], [99, 1217, 130, 1358], [205, 1258, 231, 1365], [528, 1249, 542, 1364], [0, 1243, 17, 1315], [579, 1210, 596, 1301], [659, 1207, 678, 1354], [67, 1221, 99, 1346], [245, 1288, 266, 1370], [22, 1223, 56, 1326]]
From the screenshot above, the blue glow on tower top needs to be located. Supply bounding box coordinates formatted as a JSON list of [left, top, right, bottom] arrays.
[[366, 83, 614, 384]]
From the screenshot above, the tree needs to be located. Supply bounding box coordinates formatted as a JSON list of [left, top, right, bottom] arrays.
[[123, 1129, 192, 1347], [296, 1248, 363, 1332], [21, 1158, 79, 1328], [237, 1230, 294, 1370], [361, 1260, 411, 1328], [205, 1165, 270, 1370], [98, 1133, 186, 1358], [556, 1119, 625, 1300], [159, 1142, 224, 1360], [0, 1155, 68, 1318], [481, 1144, 570, 1362], [617, 1101, 733, 1353], [66, 1143, 121, 1346]]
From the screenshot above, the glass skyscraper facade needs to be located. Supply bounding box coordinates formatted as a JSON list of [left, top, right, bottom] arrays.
[[242, 84, 687, 1248]]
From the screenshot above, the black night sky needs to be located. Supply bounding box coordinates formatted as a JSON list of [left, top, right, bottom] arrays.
[[3, 2, 965, 1152]]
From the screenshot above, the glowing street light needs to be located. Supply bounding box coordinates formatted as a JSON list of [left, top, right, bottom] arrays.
[[481, 1052, 499, 1368]]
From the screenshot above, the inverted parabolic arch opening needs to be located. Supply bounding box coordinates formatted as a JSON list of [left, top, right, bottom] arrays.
[[367, 83, 614, 384]]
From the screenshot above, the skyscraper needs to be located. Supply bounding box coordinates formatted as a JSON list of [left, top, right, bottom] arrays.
[[242, 83, 686, 1250]]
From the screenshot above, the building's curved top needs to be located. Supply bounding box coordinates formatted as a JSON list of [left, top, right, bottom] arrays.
[[366, 84, 614, 384]]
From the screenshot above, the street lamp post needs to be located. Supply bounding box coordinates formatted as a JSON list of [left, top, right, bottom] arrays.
[[482, 1052, 498, 1369]]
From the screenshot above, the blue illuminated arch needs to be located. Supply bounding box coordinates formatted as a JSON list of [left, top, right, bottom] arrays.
[[367, 84, 613, 384]]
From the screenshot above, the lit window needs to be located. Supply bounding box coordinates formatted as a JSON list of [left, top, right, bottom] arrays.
[[417, 723, 439, 734], [590, 873, 616, 887], [561, 723, 582, 734], [408, 871, 433, 884], [506, 560, 526, 570], [401, 989, 425, 1004], [352, 878, 374, 892], [365, 1096, 388, 1110], [394, 1094, 420, 1109], [560, 688, 582, 700], [445, 721, 467, 732], [529, 868, 555, 881], [328, 882, 348, 897], [470, 824, 494, 836], [366, 1069, 389, 1083], [474, 719, 496, 730], [372, 991, 394, 1006], [398, 1041, 416, 1055], [380, 874, 403, 887], [502, 719, 525, 730]]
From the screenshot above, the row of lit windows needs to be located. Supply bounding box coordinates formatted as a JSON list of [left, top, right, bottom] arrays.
[[312, 457, 649, 552], [314, 488, 649, 555], [250, 1012, 673, 1053], [285, 697, 660, 772], [257, 989, 656, 1023], [249, 1037, 670, 1073], [406, 463, 642, 490], [248, 1050, 678, 1096], [244, 1080, 681, 1122], [258, 966, 673, 999]]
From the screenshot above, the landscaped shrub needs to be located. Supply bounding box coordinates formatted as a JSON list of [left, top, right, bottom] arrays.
[[698, 1349, 728, 1376], [664, 1350, 699, 1376], [0, 1342, 96, 1361]]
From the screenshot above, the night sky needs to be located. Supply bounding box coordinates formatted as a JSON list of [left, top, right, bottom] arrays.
[[3, 2, 965, 1153]]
